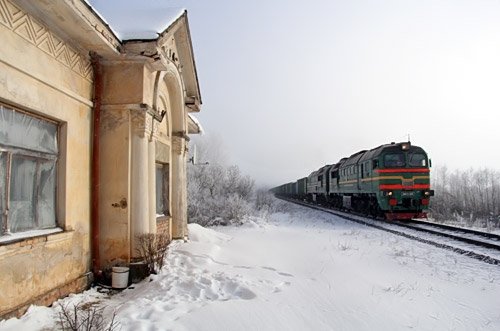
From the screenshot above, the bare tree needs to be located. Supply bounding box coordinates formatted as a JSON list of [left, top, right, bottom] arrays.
[[431, 165, 500, 229]]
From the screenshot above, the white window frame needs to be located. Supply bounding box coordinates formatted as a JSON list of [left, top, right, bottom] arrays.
[[0, 104, 60, 240]]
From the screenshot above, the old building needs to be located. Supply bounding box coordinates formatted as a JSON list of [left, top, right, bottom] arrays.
[[0, 0, 201, 318]]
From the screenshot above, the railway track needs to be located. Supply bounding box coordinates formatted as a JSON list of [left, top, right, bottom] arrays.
[[393, 219, 500, 250], [280, 197, 500, 266]]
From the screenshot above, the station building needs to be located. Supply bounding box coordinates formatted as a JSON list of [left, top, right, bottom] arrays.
[[0, 0, 202, 318]]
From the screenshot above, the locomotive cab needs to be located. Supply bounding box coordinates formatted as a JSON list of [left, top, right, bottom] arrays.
[[375, 142, 433, 220]]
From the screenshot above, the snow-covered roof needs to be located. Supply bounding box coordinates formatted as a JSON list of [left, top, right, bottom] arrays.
[[188, 114, 204, 135], [85, 0, 185, 40]]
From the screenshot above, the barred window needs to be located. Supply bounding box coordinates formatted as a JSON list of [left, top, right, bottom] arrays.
[[0, 105, 58, 235]]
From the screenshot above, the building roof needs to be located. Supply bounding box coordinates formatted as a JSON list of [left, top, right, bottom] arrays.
[[187, 114, 203, 134], [14, 0, 202, 107], [84, 0, 202, 105], [85, 1, 185, 41]]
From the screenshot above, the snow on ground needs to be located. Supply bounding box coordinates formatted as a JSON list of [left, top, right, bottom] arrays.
[[2, 202, 500, 330]]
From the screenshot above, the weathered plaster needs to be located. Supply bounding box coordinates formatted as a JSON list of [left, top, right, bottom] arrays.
[[0, 1, 92, 317], [0, 0, 201, 317]]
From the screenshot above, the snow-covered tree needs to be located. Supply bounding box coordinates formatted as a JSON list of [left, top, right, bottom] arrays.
[[187, 134, 255, 226], [431, 166, 500, 229]]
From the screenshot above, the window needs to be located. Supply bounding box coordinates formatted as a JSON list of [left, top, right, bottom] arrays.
[[384, 153, 405, 168], [0, 105, 58, 235], [155, 163, 169, 216], [409, 153, 427, 167]]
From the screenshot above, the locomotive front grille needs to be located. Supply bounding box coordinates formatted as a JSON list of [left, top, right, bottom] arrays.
[[402, 179, 413, 189]]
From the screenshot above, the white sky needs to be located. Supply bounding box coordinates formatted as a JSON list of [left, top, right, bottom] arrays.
[[90, 0, 500, 186]]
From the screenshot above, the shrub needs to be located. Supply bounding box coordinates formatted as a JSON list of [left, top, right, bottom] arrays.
[[135, 233, 170, 274], [57, 302, 119, 331]]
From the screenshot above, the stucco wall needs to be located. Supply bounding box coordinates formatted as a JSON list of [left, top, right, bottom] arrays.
[[98, 105, 131, 267], [0, 0, 200, 317], [0, 7, 92, 317]]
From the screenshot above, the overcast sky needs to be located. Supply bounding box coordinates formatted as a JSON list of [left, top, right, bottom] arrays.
[[91, 0, 500, 187]]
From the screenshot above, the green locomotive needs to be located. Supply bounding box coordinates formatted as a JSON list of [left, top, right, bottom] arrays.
[[272, 142, 434, 220]]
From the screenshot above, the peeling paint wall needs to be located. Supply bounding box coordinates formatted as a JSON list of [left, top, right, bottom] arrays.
[[0, 0, 92, 317], [0, 0, 200, 317]]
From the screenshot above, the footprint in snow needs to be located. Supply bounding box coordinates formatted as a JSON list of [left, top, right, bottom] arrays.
[[278, 272, 293, 277], [261, 266, 294, 278], [272, 281, 291, 293]]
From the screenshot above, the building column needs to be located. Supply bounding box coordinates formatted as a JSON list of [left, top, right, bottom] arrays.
[[148, 138, 157, 234], [171, 135, 187, 239], [130, 111, 150, 257]]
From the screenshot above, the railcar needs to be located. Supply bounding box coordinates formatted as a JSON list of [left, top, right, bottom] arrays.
[[296, 177, 307, 200], [273, 142, 434, 220], [306, 164, 332, 203]]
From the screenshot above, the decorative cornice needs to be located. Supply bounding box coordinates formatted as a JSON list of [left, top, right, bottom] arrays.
[[0, 0, 92, 81]]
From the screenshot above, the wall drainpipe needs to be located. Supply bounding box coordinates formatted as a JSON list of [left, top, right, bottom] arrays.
[[90, 52, 102, 278]]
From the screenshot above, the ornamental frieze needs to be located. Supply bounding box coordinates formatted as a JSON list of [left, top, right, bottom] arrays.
[[0, 0, 92, 80]]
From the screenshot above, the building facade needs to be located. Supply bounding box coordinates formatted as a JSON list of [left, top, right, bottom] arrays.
[[0, 0, 201, 318]]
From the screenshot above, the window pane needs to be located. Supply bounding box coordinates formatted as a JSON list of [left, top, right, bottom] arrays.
[[38, 161, 56, 228], [384, 153, 405, 167], [0, 105, 58, 154], [156, 165, 164, 215], [409, 153, 427, 167], [10, 156, 36, 232]]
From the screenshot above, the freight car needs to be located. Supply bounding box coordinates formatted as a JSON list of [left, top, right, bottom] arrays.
[[272, 141, 434, 220]]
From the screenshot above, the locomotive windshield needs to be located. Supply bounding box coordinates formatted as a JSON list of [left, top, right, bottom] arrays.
[[384, 152, 427, 168], [409, 153, 427, 167], [384, 153, 405, 167]]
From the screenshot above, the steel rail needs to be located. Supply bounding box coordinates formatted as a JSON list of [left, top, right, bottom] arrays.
[[393, 221, 500, 251], [407, 219, 500, 241]]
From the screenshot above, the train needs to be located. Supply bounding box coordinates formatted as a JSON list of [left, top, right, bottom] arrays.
[[271, 141, 434, 220]]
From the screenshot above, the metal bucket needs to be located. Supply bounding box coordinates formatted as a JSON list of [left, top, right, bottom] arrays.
[[111, 266, 129, 289]]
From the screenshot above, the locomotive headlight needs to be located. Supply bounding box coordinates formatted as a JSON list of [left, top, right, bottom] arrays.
[[401, 143, 410, 150], [383, 191, 393, 197], [424, 190, 435, 197]]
